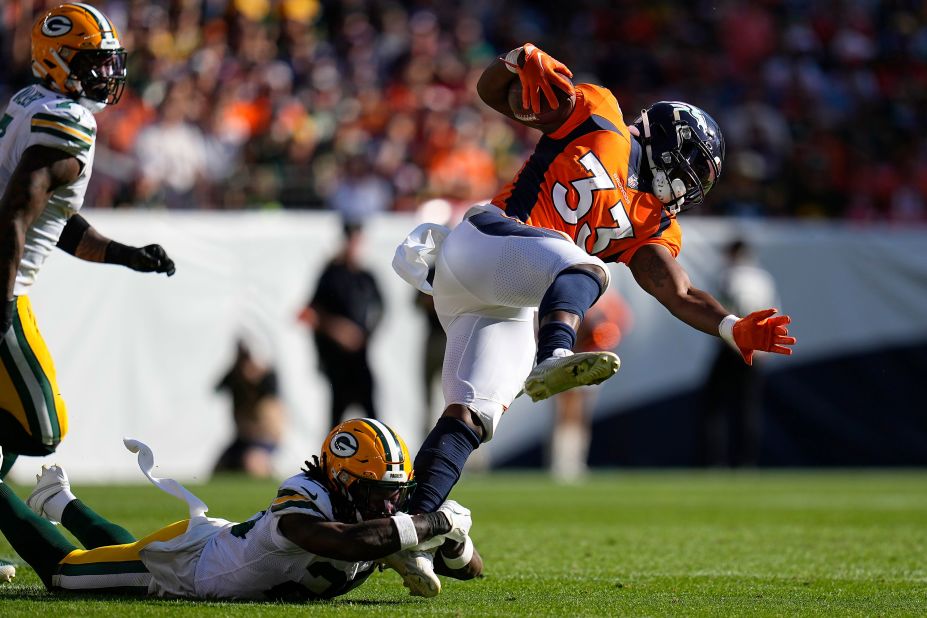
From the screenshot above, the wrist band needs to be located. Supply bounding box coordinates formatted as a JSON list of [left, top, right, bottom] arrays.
[[442, 535, 474, 569], [718, 314, 740, 351], [56, 214, 90, 254], [392, 513, 419, 550], [503, 47, 523, 73]]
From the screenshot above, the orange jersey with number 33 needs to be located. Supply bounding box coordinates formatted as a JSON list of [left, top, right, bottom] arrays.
[[491, 84, 681, 264]]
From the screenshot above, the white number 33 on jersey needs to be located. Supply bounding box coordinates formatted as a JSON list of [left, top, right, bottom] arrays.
[[551, 151, 634, 254]]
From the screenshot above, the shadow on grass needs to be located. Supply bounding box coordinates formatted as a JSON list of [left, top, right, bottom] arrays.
[[0, 585, 410, 607]]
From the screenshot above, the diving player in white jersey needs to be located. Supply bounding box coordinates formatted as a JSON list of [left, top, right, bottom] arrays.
[[0, 4, 175, 479], [0, 418, 481, 600]]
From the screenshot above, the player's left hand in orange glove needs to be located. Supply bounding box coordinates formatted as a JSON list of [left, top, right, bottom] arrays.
[[720, 309, 796, 366], [504, 43, 574, 114]]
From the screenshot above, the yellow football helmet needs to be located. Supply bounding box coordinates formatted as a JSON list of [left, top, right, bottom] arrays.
[[32, 3, 126, 106], [320, 418, 415, 520]]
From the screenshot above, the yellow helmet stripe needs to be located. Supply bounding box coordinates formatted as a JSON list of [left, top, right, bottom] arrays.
[[71, 3, 116, 39], [362, 418, 403, 468]]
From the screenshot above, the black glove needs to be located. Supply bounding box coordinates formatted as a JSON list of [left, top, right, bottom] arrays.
[[106, 242, 176, 277], [129, 244, 176, 276]]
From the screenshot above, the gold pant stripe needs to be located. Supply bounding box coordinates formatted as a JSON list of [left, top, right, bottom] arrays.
[[0, 296, 67, 444], [61, 519, 190, 565], [17, 296, 67, 438]]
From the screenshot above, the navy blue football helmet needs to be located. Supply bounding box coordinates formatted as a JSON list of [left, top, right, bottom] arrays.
[[633, 101, 725, 215]]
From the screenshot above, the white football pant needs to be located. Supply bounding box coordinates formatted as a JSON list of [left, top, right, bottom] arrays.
[[431, 207, 608, 441]]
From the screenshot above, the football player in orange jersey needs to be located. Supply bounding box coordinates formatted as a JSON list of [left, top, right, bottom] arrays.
[[391, 43, 795, 586]]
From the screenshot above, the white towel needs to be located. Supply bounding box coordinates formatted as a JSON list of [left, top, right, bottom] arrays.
[[392, 222, 450, 294], [123, 438, 208, 520]]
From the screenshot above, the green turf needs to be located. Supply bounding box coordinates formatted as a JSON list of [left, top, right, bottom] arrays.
[[1, 471, 925, 616]]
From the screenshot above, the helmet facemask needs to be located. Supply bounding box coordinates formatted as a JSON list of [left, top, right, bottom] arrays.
[[345, 477, 416, 520], [67, 49, 127, 106]]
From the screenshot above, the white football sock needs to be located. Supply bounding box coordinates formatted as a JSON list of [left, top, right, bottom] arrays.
[[44, 489, 78, 522]]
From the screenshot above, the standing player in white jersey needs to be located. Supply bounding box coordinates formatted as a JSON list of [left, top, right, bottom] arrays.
[[0, 4, 175, 479], [0, 418, 481, 599]]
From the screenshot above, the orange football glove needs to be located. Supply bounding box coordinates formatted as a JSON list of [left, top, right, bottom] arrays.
[[731, 309, 796, 366], [517, 43, 574, 114]]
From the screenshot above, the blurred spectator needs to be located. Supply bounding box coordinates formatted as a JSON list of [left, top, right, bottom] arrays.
[[699, 239, 779, 468], [329, 152, 393, 222], [133, 79, 209, 208], [299, 221, 383, 427], [213, 340, 285, 478], [2, 0, 925, 218], [549, 289, 631, 482]]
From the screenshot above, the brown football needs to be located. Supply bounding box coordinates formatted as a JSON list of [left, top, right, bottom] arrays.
[[508, 78, 575, 127]]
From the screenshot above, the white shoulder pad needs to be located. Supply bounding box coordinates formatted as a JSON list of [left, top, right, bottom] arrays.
[[27, 99, 96, 160], [268, 474, 335, 521]]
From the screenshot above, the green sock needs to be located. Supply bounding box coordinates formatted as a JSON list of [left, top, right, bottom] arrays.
[[0, 483, 75, 587], [61, 499, 135, 548], [0, 453, 18, 480]]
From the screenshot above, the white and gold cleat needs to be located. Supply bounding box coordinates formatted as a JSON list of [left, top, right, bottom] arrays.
[[381, 549, 441, 598], [524, 350, 620, 402]]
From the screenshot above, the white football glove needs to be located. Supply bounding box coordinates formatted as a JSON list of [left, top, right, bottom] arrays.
[[437, 499, 472, 543]]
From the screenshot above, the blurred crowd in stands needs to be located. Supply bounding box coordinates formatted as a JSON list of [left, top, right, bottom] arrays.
[[2, 0, 926, 219]]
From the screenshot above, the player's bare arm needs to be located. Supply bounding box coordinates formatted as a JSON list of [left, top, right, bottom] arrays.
[[629, 244, 729, 336], [278, 511, 450, 562], [630, 243, 796, 364], [56, 215, 176, 276], [0, 145, 80, 329]]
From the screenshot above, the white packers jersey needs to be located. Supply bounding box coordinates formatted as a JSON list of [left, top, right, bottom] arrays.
[[0, 84, 96, 295], [190, 473, 375, 600]]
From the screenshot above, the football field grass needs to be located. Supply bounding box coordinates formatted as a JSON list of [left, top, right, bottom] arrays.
[[1, 470, 925, 616]]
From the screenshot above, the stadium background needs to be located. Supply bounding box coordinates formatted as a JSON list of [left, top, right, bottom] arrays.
[[2, 0, 926, 481]]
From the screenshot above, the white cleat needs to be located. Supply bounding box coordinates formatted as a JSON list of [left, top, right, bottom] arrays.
[[524, 350, 620, 402], [0, 560, 15, 583], [381, 549, 441, 598], [27, 464, 70, 524]]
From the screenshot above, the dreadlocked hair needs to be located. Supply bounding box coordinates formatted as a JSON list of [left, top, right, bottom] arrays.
[[302, 453, 356, 522], [301, 455, 328, 485]]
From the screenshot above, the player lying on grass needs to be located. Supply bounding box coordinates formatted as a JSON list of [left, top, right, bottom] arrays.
[[0, 418, 481, 600], [391, 42, 796, 586]]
